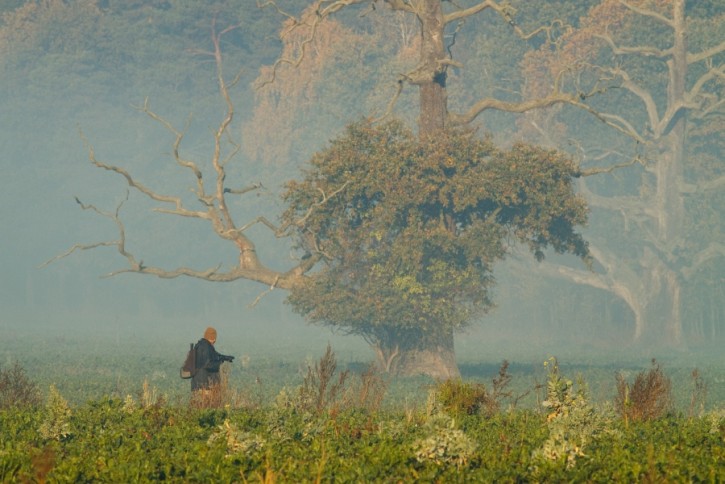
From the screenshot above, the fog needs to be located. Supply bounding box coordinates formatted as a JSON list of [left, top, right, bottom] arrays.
[[1, 0, 722, 387]]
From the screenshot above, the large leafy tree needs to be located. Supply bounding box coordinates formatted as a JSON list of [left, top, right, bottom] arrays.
[[249, 1, 597, 376], [282, 121, 588, 376]]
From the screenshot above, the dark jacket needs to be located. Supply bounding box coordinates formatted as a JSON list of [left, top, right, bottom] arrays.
[[191, 338, 226, 391]]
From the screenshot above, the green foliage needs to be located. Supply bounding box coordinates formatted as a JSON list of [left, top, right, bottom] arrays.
[[435, 379, 491, 417], [0, 341, 722, 482], [207, 418, 266, 457], [284, 121, 589, 343], [432, 360, 515, 417], [1, 395, 722, 482]]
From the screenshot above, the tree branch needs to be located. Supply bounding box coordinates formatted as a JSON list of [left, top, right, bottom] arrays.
[[687, 39, 725, 65], [680, 243, 725, 280], [448, 91, 579, 126], [617, 0, 673, 27], [47, 20, 330, 290], [678, 174, 725, 194], [443, 0, 498, 24], [609, 67, 662, 136], [578, 154, 645, 176], [593, 32, 672, 59], [256, 0, 368, 89]]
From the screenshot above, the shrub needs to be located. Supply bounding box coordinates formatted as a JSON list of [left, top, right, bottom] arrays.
[[344, 363, 388, 413], [413, 408, 477, 469], [39, 385, 72, 441], [615, 359, 673, 424], [433, 360, 514, 417], [435, 379, 491, 417], [0, 362, 41, 409]]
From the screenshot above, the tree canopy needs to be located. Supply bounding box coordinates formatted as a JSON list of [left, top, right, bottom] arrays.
[[282, 120, 588, 371]]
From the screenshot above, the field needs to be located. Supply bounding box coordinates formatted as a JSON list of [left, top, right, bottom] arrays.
[[1, 323, 723, 482]]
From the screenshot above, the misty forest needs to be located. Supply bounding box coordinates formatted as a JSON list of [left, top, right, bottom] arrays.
[[1, 0, 723, 481]]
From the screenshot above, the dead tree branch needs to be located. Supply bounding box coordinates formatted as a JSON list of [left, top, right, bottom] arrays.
[[48, 20, 356, 291]]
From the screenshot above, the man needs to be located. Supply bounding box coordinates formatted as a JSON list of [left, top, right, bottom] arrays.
[[191, 326, 234, 394]]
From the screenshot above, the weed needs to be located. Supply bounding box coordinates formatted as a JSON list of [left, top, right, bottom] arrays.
[[615, 359, 673, 423], [191, 383, 224, 409], [345, 363, 388, 413], [190, 364, 240, 409], [299, 343, 349, 415], [30, 447, 55, 484], [706, 408, 724, 436], [245, 455, 278, 484], [140, 378, 165, 408], [122, 394, 137, 414]]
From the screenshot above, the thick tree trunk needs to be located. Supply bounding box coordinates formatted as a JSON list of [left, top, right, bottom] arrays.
[[370, 327, 460, 379], [361, 1, 461, 380], [416, 0, 448, 134], [628, 255, 683, 346]]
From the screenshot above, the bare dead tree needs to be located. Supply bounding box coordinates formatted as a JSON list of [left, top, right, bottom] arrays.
[[524, 0, 724, 345], [43, 19, 333, 297]]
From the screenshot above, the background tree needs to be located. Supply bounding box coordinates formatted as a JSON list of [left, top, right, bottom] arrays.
[[518, 0, 724, 346]]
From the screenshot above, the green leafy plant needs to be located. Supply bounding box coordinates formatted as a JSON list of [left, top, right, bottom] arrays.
[[413, 411, 477, 469], [39, 385, 72, 441], [706, 408, 724, 437], [534, 358, 612, 468]]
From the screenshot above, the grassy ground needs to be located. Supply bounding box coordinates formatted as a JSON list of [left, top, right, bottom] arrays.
[[1, 321, 722, 414]]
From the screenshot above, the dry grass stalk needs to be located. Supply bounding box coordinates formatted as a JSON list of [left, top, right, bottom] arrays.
[[300, 343, 349, 414], [688, 368, 708, 418], [615, 359, 673, 423], [0, 362, 41, 409]]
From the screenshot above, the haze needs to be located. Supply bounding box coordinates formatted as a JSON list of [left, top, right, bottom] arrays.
[[1, 1, 722, 384]]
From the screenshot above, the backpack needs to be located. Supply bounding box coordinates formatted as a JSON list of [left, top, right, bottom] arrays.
[[180, 343, 196, 379]]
